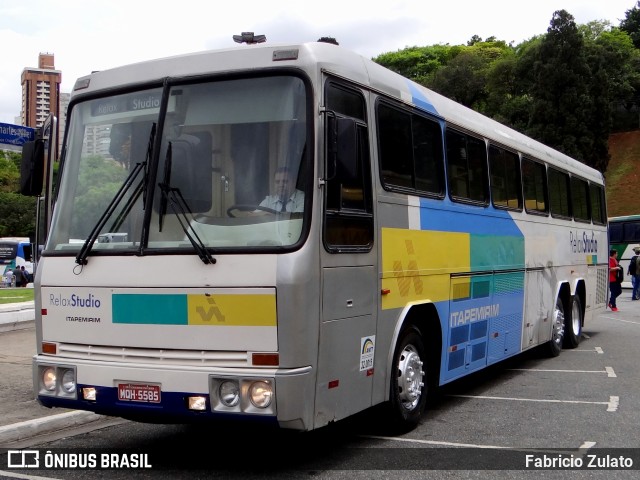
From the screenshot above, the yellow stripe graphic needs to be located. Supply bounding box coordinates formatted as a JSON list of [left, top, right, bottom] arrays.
[[381, 228, 470, 309], [187, 294, 277, 326]]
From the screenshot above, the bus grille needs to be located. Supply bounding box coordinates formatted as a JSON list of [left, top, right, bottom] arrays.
[[55, 343, 251, 367]]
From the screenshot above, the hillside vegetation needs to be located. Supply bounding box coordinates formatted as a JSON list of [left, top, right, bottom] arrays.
[[606, 130, 640, 217]]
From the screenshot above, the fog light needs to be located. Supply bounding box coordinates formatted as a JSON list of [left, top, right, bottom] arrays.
[[249, 381, 272, 408], [219, 380, 240, 407], [82, 387, 97, 401], [42, 367, 56, 392], [61, 369, 76, 394], [187, 396, 207, 411]]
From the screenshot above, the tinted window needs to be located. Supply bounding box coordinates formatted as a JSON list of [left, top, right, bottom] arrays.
[[378, 104, 413, 189], [522, 157, 547, 214], [590, 184, 606, 225], [571, 176, 590, 222], [446, 129, 488, 203], [548, 168, 571, 218], [326, 85, 365, 121], [624, 221, 640, 242], [324, 83, 373, 251], [377, 102, 444, 195], [489, 145, 521, 210]]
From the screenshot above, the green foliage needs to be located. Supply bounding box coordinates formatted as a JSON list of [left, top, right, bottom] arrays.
[[372, 45, 462, 85], [0, 150, 35, 237], [0, 151, 21, 193], [527, 11, 595, 166], [373, 8, 640, 173], [620, 1, 640, 48], [71, 155, 127, 238], [430, 50, 490, 108], [0, 192, 36, 237]]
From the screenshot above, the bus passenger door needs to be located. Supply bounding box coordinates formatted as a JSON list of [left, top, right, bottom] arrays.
[[315, 81, 376, 427]]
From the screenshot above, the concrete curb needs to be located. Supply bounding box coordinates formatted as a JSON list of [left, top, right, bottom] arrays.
[[0, 301, 35, 333], [0, 411, 106, 446], [0, 300, 34, 312]]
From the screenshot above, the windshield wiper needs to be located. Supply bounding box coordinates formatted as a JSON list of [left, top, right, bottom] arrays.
[[158, 141, 172, 232], [158, 180, 216, 265], [75, 123, 156, 266]]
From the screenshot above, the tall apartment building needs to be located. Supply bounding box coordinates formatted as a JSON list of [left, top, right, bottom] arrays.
[[21, 53, 63, 153]]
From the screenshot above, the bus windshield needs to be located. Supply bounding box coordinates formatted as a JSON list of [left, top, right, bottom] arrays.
[[47, 75, 309, 256]]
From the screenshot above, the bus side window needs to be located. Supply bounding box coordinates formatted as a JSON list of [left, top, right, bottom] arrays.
[[522, 157, 548, 215], [323, 83, 373, 251]]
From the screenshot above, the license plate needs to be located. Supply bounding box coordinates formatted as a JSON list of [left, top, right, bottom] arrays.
[[117, 382, 161, 403]]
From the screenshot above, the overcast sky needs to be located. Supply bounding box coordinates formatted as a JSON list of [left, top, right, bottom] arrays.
[[0, 0, 636, 124]]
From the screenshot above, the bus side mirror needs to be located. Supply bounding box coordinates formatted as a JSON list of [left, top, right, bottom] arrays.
[[20, 139, 45, 196]]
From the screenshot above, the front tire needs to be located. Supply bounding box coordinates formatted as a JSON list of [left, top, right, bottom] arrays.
[[563, 295, 582, 348], [387, 327, 427, 433]]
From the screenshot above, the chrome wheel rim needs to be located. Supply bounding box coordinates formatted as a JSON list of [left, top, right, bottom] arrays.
[[552, 302, 565, 346], [396, 345, 424, 410]]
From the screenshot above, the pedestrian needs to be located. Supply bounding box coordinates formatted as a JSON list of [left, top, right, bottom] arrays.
[[20, 266, 30, 286], [629, 246, 640, 301], [609, 249, 623, 311], [12, 266, 25, 288], [4, 269, 13, 287]]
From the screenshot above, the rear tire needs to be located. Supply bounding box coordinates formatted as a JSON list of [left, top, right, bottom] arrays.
[[543, 297, 565, 357], [563, 295, 582, 348], [386, 327, 427, 433]]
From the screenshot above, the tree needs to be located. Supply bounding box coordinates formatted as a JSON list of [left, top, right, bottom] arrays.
[[526, 11, 602, 169], [467, 35, 483, 46], [620, 1, 640, 48], [430, 50, 489, 108], [0, 151, 21, 193], [0, 192, 36, 237], [373, 45, 463, 86], [0, 150, 37, 237]]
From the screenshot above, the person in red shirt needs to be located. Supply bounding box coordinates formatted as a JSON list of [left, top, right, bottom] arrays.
[[609, 249, 623, 311]]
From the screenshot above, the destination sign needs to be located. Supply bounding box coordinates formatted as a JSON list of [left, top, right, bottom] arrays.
[[91, 92, 162, 117]]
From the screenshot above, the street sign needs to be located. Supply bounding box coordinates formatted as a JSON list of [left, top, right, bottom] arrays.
[[0, 122, 35, 146]]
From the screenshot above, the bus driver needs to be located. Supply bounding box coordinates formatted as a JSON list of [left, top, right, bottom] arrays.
[[259, 167, 304, 213]]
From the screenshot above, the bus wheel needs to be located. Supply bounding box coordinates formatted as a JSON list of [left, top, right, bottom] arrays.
[[388, 327, 427, 432], [563, 295, 582, 349], [544, 297, 565, 357]]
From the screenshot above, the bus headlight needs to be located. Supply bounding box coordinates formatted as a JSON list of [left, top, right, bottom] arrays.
[[219, 380, 240, 407], [61, 369, 76, 394], [42, 367, 57, 391], [248, 381, 273, 408], [210, 376, 276, 414], [38, 364, 77, 398]]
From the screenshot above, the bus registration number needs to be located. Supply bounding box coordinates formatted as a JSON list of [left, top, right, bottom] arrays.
[[117, 382, 161, 403]]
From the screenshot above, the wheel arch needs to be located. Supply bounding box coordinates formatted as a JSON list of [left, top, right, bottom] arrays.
[[386, 301, 443, 396], [556, 281, 572, 316]]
